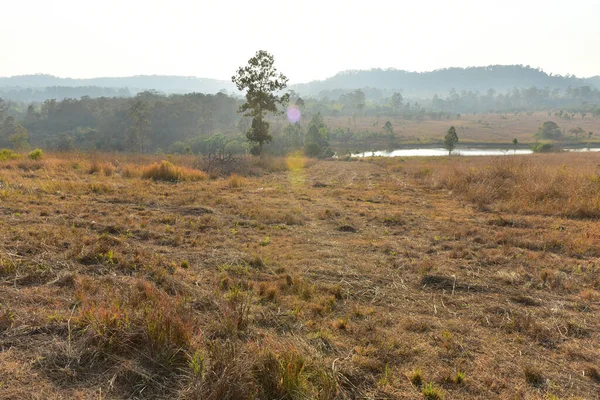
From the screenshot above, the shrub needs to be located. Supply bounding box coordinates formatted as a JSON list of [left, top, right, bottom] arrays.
[[141, 160, 207, 182], [422, 382, 444, 399], [455, 371, 466, 384], [28, 148, 43, 160], [304, 142, 322, 158], [530, 142, 558, 153], [410, 368, 424, 387], [0, 149, 21, 161]]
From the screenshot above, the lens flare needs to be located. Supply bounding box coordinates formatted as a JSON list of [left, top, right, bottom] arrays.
[[286, 106, 301, 124]]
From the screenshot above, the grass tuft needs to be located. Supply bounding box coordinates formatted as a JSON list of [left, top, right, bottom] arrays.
[[141, 160, 207, 182]]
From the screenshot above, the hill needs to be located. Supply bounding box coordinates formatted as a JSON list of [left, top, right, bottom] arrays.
[[0, 74, 237, 97], [1, 66, 599, 102], [292, 65, 598, 98]]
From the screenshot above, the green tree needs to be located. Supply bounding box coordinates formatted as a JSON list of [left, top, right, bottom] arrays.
[[383, 121, 394, 136], [127, 100, 151, 152], [0, 99, 8, 124], [512, 138, 518, 154], [282, 123, 304, 151], [390, 92, 403, 113], [232, 50, 289, 156], [57, 133, 75, 151], [444, 126, 459, 155], [0, 114, 28, 150], [9, 124, 29, 150], [569, 127, 585, 141], [535, 121, 562, 140]]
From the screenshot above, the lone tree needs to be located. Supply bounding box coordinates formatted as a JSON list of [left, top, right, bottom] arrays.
[[512, 137, 518, 154], [232, 50, 289, 156], [535, 121, 562, 140], [444, 126, 459, 155], [383, 121, 394, 136]]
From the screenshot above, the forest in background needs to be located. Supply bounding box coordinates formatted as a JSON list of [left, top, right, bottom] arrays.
[[1, 65, 600, 155]]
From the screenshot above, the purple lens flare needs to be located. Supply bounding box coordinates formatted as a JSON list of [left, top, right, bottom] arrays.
[[287, 106, 301, 124]]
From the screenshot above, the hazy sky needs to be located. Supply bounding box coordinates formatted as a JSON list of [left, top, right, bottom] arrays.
[[3, 0, 599, 83]]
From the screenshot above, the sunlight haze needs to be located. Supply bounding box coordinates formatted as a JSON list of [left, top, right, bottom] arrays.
[[2, 0, 599, 81]]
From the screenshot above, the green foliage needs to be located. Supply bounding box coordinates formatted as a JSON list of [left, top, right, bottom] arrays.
[[535, 121, 562, 140], [28, 148, 43, 160], [127, 99, 152, 152], [57, 133, 75, 151], [247, 116, 271, 155], [0, 149, 21, 161], [304, 142, 322, 158], [530, 142, 558, 153], [1, 116, 29, 150], [232, 50, 289, 155], [410, 368, 423, 387], [422, 382, 444, 399], [167, 141, 187, 154], [383, 121, 394, 136], [390, 92, 403, 111], [455, 371, 466, 384], [444, 126, 459, 155], [282, 123, 304, 151], [224, 140, 247, 154]]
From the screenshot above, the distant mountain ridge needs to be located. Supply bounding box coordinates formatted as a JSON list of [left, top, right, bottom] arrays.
[[0, 74, 237, 95], [0, 66, 598, 102], [291, 66, 599, 98]]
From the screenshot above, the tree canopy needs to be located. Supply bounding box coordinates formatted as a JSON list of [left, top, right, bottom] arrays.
[[444, 126, 459, 155], [232, 50, 289, 155]]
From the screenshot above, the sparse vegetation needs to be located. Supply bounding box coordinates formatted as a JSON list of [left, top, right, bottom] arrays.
[[1, 151, 599, 399], [27, 148, 43, 160], [0, 148, 21, 161], [141, 160, 208, 182]]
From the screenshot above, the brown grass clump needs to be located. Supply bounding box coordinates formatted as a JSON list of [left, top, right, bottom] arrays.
[[76, 279, 195, 364], [89, 160, 116, 176], [121, 163, 141, 178], [141, 160, 207, 182], [228, 173, 244, 188], [523, 365, 545, 387]]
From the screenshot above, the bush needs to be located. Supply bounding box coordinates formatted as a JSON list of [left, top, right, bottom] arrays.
[[304, 142, 321, 158], [28, 148, 44, 160], [167, 141, 187, 154], [141, 160, 207, 182], [0, 149, 21, 161], [224, 140, 247, 155], [530, 142, 558, 153]]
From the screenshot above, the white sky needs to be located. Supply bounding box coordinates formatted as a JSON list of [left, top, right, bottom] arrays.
[[3, 0, 599, 83]]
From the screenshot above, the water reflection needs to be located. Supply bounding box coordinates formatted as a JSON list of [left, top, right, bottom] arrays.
[[354, 148, 600, 157]]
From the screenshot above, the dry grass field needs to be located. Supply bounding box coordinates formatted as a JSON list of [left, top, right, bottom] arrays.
[[325, 112, 600, 145], [1, 152, 600, 399]]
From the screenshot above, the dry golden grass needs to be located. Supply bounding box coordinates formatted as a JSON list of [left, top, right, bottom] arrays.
[[141, 160, 208, 182], [327, 111, 600, 148], [0, 151, 599, 399], [390, 153, 600, 219]]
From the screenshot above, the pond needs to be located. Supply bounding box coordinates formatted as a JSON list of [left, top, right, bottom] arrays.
[[353, 147, 600, 157]]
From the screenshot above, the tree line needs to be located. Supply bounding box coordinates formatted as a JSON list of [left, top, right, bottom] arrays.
[[2, 54, 600, 156]]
